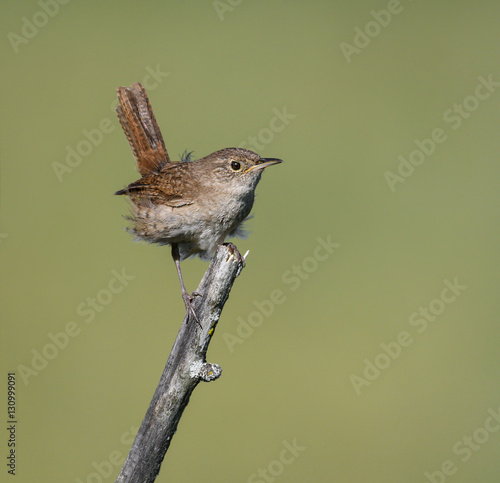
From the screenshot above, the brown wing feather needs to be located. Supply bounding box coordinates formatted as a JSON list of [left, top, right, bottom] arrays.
[[116, 82, 170, 175], [115, 163, 195, 208]]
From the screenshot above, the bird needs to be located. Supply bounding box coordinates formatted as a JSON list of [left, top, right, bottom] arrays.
[[115, 83, 283, 322]]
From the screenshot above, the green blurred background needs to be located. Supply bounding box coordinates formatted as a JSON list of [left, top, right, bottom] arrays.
[[2, 1, 500, 482]]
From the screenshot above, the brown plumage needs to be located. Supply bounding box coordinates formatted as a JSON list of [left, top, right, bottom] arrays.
[[115, 83, 283, 322], [116, 82, 170, 175]]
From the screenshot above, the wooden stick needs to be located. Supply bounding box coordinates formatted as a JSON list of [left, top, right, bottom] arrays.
[[116, 243, 245, 482]]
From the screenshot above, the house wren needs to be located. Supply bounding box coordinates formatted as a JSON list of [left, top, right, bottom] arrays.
[[114, 83, 283, 321]]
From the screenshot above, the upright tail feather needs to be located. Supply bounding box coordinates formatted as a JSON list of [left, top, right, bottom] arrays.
[[116, 83, 170, 176]]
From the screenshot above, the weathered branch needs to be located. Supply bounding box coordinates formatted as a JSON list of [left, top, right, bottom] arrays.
[[116, 244, 245, 483]]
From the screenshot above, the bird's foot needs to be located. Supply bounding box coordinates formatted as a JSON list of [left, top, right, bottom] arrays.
[[182, 290, 202, 327], [224, 242, 246, 267]]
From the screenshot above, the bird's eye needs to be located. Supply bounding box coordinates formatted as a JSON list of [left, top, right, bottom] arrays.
[[230, 161, 242, 171]]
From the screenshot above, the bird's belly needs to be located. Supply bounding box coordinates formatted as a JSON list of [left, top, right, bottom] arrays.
[[129, 197, 251, 260]]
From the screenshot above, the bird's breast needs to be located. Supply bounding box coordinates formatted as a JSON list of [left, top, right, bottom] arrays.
[[128, 189, 254, 259]]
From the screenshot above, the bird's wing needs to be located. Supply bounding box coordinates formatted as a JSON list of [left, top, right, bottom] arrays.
[[115, 166, 195, 208], [116, 82, 170, 176]]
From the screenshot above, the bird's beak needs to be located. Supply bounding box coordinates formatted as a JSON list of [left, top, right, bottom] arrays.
[[245, 157, 284, 173]]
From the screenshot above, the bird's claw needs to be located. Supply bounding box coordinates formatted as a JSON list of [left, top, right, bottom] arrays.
[[182, 291, 202, 327], [224, 242, 246, 267]]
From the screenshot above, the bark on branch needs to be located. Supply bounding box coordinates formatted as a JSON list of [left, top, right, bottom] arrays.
[[115, 244, 245, 483]]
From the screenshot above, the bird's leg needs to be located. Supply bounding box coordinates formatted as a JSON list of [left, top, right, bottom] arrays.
[[171, 244, 201, 327]]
